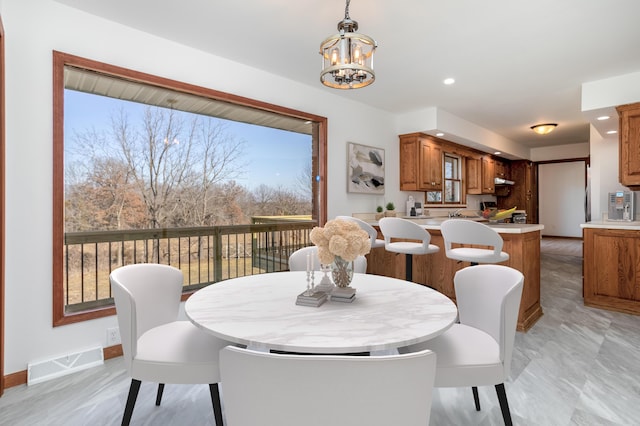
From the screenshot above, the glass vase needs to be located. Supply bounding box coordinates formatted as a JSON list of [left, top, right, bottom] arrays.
[[331, 256, 354, 288]]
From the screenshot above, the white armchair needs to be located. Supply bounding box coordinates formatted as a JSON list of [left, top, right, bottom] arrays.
[[288, 245, 367, 273], [220, 346, 437, 426], [110, 263, 228, 425], [402, 264, 524, 426]]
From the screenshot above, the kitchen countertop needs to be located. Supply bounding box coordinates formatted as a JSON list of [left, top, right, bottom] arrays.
[[581, 220, 640, 230], [370, 218, 544, 234]]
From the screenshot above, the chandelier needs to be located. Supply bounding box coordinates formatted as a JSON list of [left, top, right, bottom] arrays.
[[319, 0, 377, 89]]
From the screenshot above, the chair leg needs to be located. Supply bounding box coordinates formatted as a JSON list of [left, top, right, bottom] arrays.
[[122, 379, 141, 426], [472, 386, 481, 411], [405, 254, 413, 282], [209, 383, 224, 426], [495, 383, 513, 426], [155, 383, 165, 406]]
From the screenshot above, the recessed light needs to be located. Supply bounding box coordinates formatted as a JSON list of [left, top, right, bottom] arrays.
[[494, 151, 502, 155], [443, 78, 455, 85], [597, 116, 610, 121], [607, 130, 618, 134], [436, 132, 444, 137]]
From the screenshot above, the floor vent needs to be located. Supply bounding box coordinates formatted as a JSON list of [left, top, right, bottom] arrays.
[[27, 346, 104, 385]]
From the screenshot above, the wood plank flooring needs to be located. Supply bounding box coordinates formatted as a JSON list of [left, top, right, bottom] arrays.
[[540, 236, 583, 257], [1, 237, 639, 425]]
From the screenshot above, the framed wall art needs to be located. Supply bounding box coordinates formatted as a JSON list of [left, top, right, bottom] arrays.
[[347, 142, 385, 194]]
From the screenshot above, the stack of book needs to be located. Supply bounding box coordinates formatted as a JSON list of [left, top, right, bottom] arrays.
[[331, 286, 356, 303], [296, 290, 328, 307]]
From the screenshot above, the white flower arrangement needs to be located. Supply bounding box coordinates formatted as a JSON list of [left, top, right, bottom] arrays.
[[309, 219, 371, 264]]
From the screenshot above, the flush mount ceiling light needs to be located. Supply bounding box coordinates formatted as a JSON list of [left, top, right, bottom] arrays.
[[320, 0, 377, 89], [530, 123, 558, 135]]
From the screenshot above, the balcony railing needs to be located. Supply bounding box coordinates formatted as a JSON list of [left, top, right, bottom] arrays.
[[63, 219, 317, 313]]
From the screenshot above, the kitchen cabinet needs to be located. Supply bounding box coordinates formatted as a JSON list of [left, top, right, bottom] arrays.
[[468, 155, 508, 195], [399, 133, 442, 191], [495, 158, 510, 179], [465, 155, 482, 195], [583, 227, 640, 315], [481, 155, 495, 194], [498, 160, 538, 223], [616, 102, 640, 188], [369, 223, 543, 332]]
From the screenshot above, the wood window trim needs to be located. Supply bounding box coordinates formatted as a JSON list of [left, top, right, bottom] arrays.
[[52, 51, 328, 327]]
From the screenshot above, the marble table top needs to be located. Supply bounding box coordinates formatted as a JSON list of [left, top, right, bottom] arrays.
[[185, 271, 458, 354]]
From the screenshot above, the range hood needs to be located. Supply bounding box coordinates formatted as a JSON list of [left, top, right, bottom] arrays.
[[494, 177, 515, 185]]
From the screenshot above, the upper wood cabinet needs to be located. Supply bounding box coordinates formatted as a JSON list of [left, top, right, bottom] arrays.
[[399, 134, 442, 191], [400, 132, 511, 197], [420, 140, 443, 190], [465, 156, 482, 195], [495, 159, 510, 179], [616, 102, 640, 188], [481, 155, 495, 194]]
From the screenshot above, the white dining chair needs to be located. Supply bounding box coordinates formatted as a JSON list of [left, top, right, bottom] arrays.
[[378, 217, 439, 282], [110, 263, 228, 426], [440, 219, 509, 265], [335, 215, 385, 249], [219, 345, 437, 426], [288, 245, 367, 273], [402, 264, 524, 426]]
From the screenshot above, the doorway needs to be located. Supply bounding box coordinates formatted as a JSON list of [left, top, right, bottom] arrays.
[[538, 160, 588, 237]]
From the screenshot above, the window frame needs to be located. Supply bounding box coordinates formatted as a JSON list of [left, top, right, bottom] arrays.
[[52, 51, 328, 326], [443, 153, 462, 204]]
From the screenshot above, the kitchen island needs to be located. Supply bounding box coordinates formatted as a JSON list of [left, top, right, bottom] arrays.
[[581, 221, 640, 315], [367, 219, 544, 332]]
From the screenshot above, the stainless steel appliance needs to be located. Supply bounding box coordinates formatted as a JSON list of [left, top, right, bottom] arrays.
[[512, 213, 527, 223], [480, 201, 497, 212], [608, 191, 635, 221]]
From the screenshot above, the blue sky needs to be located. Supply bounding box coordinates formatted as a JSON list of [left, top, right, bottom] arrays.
[[64, 90, 311, 191]]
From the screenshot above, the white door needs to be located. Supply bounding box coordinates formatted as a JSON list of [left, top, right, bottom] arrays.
[[538, 162, 586, 237]]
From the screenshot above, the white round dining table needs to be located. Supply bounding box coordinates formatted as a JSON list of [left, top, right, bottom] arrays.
[[185, 271, 458, 354]]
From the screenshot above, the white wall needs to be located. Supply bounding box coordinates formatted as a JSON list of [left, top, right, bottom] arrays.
[[530, 143, 590, 162], [0, 0, 624, 377], [0, 0, 400, 374], [588, 125, 625, 221]]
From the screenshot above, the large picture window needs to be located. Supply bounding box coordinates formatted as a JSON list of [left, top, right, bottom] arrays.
[[53, 52, 327, 326]]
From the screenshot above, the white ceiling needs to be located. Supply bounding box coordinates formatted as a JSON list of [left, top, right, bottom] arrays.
[[54, 0, 640, 151]]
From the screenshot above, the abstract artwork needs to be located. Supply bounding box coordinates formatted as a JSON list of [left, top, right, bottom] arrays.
[[347, 142, 385, 194]]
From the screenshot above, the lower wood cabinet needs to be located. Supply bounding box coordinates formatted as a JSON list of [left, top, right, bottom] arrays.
[[368, 228, 543, 332], [583, 227, 640, 315]]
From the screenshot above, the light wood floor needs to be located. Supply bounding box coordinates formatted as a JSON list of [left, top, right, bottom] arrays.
[[540, 236, 583, 257], [2, 240, 639, 425]]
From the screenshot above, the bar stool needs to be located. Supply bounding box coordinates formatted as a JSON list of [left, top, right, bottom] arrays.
[[336, 215, 385, 249], [378, 217, 439, 282], [440, 219, 509, 265]]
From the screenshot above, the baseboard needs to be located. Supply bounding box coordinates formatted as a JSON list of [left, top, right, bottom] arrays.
[[104, 344, 123, 359], [2, 344, 122, 390], [4, 370, 26, 389], [542, 235, 583, 240]]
